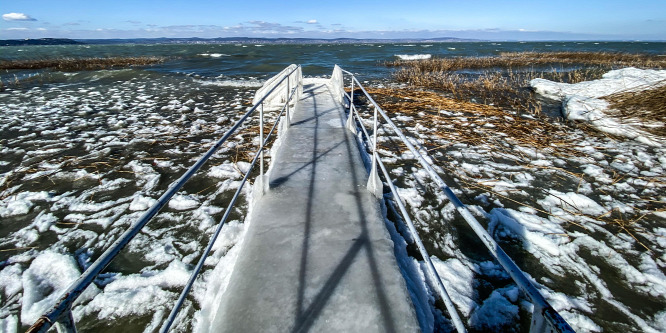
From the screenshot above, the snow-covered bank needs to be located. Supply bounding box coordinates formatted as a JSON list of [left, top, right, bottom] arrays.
[[530, 67, 666, 146]]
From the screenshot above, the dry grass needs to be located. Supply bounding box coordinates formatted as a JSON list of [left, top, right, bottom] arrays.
[[0, 56, 166, 71], [393, 69, 607, 114], [363, 87, 665, 242], [386, 52, 666, 71], [604, 83, 666, 136], [388, 52, 666, 115], [365, 87, 586, 157]]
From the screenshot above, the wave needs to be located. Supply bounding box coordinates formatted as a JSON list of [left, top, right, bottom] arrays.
[[195, 78, 264, 88], [198, 53, 230, 58], [395, 54, 432, 61]]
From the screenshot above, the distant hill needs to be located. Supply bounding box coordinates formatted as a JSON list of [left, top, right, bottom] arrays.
[[0, 38, 84, 46], [1, 37, 481, 47], [76, 37, 482, 45]]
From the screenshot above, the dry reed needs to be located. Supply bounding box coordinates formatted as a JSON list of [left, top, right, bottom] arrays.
[[604, 83, 666, 137], [388, 51, 666, 115], [364, 87, 665, 238], [0, 56, 166, 71], [386, 52, 666, 71]]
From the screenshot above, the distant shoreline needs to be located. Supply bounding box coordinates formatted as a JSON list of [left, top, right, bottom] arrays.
[[0, 38, 83, 46], [1, 37, 479, 46], [3, 37, 665, 47]]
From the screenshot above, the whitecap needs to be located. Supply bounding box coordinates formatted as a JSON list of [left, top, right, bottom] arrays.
[[195, 78, 264, 88], [395, 54, 432, 61], [199, 53, 229, 58]]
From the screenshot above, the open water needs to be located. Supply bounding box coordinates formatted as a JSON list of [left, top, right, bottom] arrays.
[[3, 41, 665, 81]]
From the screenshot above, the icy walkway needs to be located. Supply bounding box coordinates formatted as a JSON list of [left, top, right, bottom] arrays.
[[207, 79, 419, 332]]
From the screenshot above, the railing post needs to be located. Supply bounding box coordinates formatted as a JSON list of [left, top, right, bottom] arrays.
[[260, 102, 264, 178], [366, 105, 382, 198], [346, 76, 356, 134], [298, 67, 303, 98], [286, 79, 291, 127]]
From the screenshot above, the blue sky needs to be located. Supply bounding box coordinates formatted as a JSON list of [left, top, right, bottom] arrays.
[[2, 0, 665, 40]]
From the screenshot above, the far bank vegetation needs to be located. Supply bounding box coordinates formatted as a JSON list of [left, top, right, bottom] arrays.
[[0, 56, 165, 71]]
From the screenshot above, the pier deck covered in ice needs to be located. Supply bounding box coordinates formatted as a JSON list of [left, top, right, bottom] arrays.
[[206, 79, 419, 332]]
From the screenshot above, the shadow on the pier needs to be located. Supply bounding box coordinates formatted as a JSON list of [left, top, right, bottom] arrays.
[[288, 84, 397, 333]]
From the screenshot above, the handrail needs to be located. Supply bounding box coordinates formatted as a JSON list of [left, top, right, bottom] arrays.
[[336, 66, 575, 333], [159, 78, 300, 333], [27, 65, 302, 333], [333, 66, 466, 333]]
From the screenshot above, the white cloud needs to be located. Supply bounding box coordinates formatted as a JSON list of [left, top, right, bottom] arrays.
[[244, 21, 305, 34], [307, 19, 317, 24], [2, 12, 37, 21], [7, 27, 29, 31]]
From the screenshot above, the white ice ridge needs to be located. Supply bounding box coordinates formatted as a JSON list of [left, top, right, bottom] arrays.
[[530, 67, 666, 146]]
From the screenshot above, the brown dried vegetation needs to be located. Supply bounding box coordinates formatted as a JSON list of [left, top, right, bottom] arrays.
[[0, 56, 166, 71], [363, 87, 665, 245], [387, 52, 666, 115], [386, 52, 666, 71], [604, 83, 666, 137]]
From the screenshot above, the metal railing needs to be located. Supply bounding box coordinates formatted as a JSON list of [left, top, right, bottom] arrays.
[[27, 65, 303, 333], [333, 65, 575, 333]]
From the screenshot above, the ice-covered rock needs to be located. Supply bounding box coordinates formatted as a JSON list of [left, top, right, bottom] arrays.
[[530, 67, 666, 146]]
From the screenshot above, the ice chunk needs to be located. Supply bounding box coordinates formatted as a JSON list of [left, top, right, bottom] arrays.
[[208, 163, 242, 180], [129, 195, 158, 211], [469, 289, 519, 331], [20, 251, 98, 325], [531, 68, 666, 100], [489, 208, 568, 257], [0, 315, 18, 333], [168, 194, 200, 210], [538, 190, 606, 216], [0, 264, 23, 301], [77, 261, 189, 320], [32, 212, 58, 233], [0, 191, 49, 218], [430, 257, 478, 317]]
